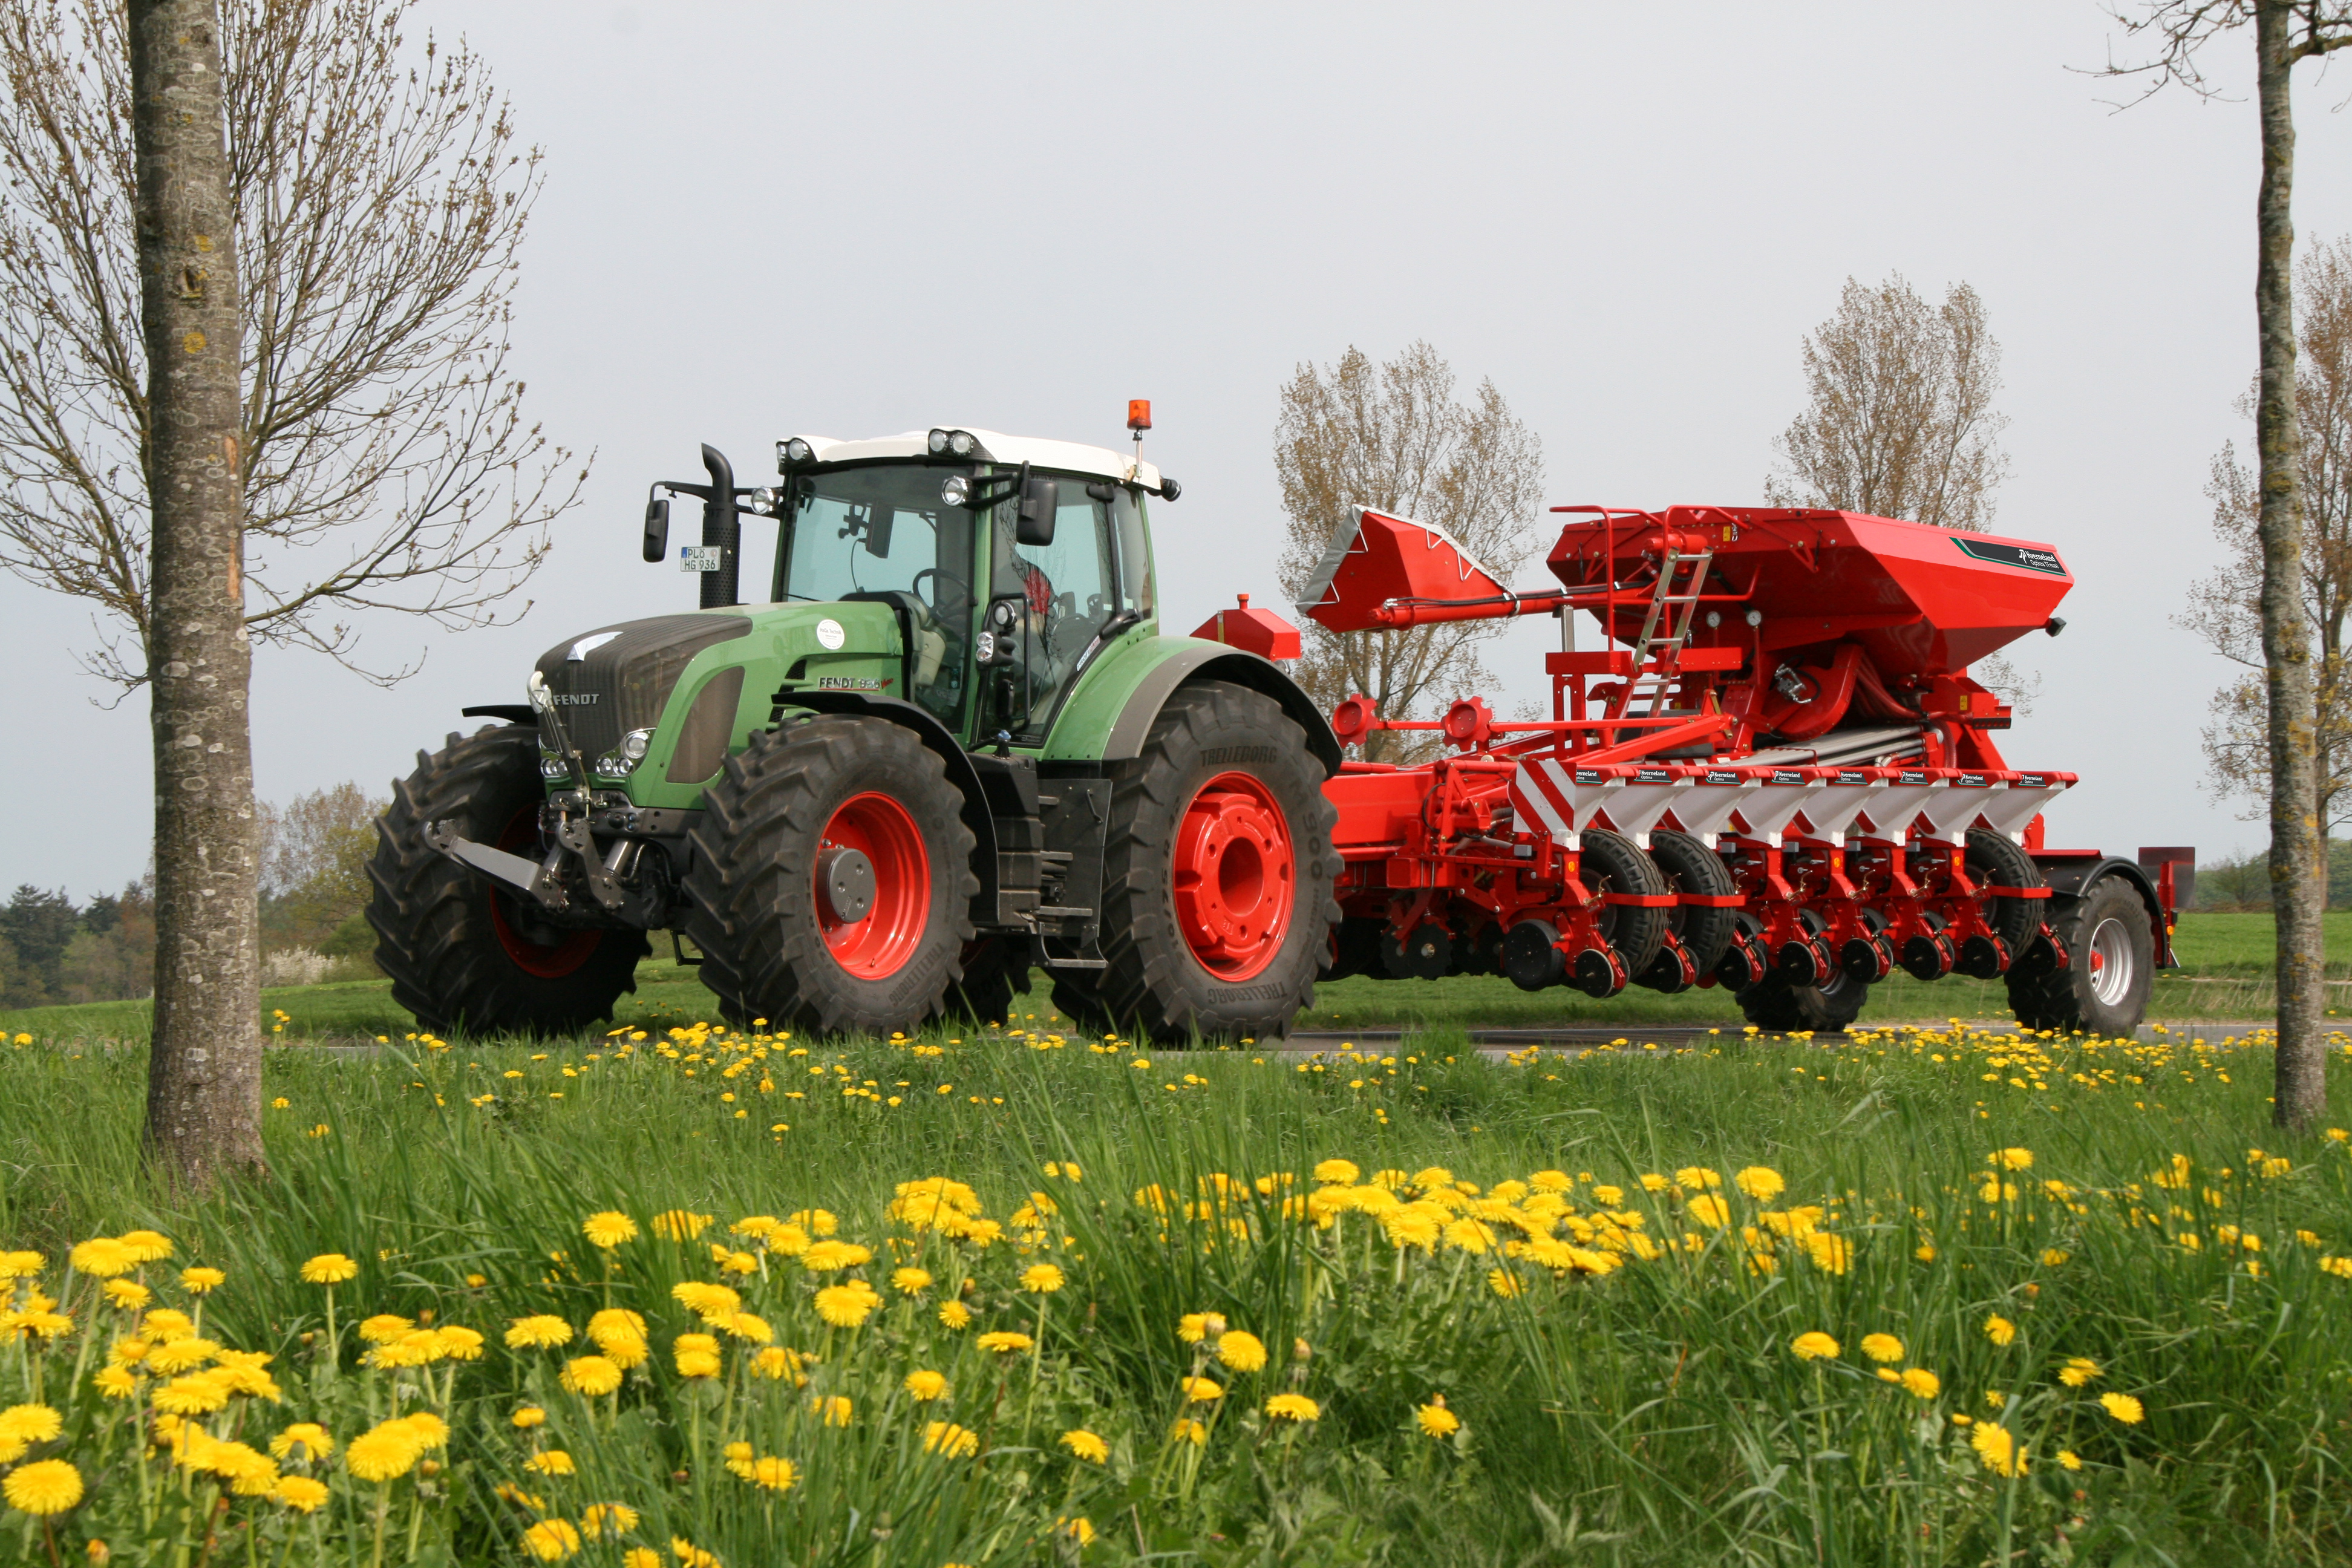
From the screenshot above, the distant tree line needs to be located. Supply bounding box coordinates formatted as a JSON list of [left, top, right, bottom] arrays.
[[0, 782, 383, 1009], [2194, 842, 2352, 911]]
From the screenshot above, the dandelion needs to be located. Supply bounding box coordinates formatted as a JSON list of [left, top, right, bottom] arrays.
[[1177, 1312, 1223, 1344], [1312, 1158, 1360, 1184], [271, 1476, 330, 1513], [1900, 1368, 1941, 1399], [1180, 1375, 1224, 1403], [101, 1280, 151, 1310], [1486, 1267, 1524, 1297], [1416, 1395, 1460, 1437], [299, 1254, 358, 1284], [343, 1422, 423, 1482], [1687, 1194, 1731, 1229], [512, 1406, 547, 1429], [670, 1538, 722, 1568], [581, 1503, 639, 1538], [903, 1369, 947, 1400], [1733, 1167, 1786, 1201], [814, 1282, 882, 1328], [68, 1238, 135, 1278], [1059, 1428, 1109, 1463], [2059, 1357, 2102, 1387], [976, 1330, 1033, 1354], [1969, 1422, 2027, 1477], [890, 1267, 932, 1295], [1265, 1393, 1320, 1422], [358, 1314, 415, 1345], [2100, 1392, 2145, 1424], [1984, 1314, 2017, 1346], [525, 1450, 577, 1477], [0, 1406, 62, 1445], [670, 1282, 740, 1319], [1019, 1263, 1065, 1293], [2059, 1449, 2083, 1471], [269, 1423, 334, 1462], [938, 1300, 972, 1330], [921, 1422, 979, 1457], [1860, 1334, 1904, 1364], [560, 1356, 622, 1397], [1216, 1330, 1268, 1372], [673, 1334, 722, 1379], [1790, 1332, 1840, 1361], [506, 1315, 575, 1349], [2040, 1249, 2070, 1267], [523, 1520, 582, 1561], [1170, 1417, 1209, 1446], [749, 1455, 797, 1491], [91, 1367, 136, 1400], [5, 1460, 83, 1516], [582, 1212, 639, 1249]]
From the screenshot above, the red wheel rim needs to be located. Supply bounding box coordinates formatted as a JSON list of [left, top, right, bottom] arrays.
[[488, 807, 603, 979], [815, 792, 932, 979], [1170, 771, 1295, 981]]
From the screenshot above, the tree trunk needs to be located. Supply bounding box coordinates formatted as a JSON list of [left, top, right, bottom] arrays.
[[2255, 2, 2329, 1133], [130, 0, 266, 1186]]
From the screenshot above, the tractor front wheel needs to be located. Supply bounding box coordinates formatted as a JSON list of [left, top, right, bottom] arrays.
[[684, 717, 978, 1036], [1053, 681, 1341, 1044], [367, 724, 648, 1036]]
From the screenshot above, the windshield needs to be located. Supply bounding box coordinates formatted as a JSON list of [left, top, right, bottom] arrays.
[[777, 465, 975, 613]]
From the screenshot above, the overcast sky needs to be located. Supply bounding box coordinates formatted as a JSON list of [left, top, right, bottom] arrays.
[[8, 1, 2351, 898]]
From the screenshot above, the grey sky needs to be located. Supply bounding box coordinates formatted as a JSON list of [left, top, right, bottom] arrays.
[[6, 1, 2348, 898]]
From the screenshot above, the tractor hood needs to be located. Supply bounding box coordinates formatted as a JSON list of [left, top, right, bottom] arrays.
[[532, 613, 754, 761]]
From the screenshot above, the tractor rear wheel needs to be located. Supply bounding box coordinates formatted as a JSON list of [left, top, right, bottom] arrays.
[[367, 724, 648, 1036], [1736, 968, 1869, 1034], [684, 717, 977, 1036], [1052, 681, 1341, 1044], [2005, 874, 2154, 1036]]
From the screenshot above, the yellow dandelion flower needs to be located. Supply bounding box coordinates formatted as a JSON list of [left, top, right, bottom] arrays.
[[890, 1267, 933, 1295], [750, 1455, 795, 1491], [358, 1314, 415, 1345], [524, 1449, 576, 1477], [92, 1366, 137, 1400], [1215, 1330, 1268, 1373], [271, 1475, 330, 1513], [1415, 1395, 1461, 1437], [101, 1279, 151, 1310], [904, 1369, 947, 1400], [1969, 1422, 2027, 1476], [269, 1423, 334, 1462], [342, 1422, 423, 1482], [68, 1238, 136, 1278], [299, 1254, 358, 1285], [813, 1282, 882, 1328], [2059, 1449, 2083, 1471], [1733, 1167, 1786, 1201], [2100, 1392, 2145, 1423], [1994, 1147, 2033, 1171], [2059, 1357, 2102, 1388], [1790, 1332, 1840, 1361], [1860, 1334, 1904, 1364], [523, 1519, 582, 1561], [560, 1356, 622, 1397], [921, 1421, 979, 1457], [511, 1406, 547, 1429], [581, 1503, 639, 1538], [1180, 1375, 1224, 1403], [1984, 1315, 2017, 1347], [582, 1212, 639, 1249], [1170, 1417, 1209, 1446], [1059, 1428, 1109, 1463], [0, 1405, 62, 1445], [5, 1459, 83, 1516], [505, 1315, 574, 1350], [975, 1331, 1032, 1354], [1687, 1194, 1731, 1230], [1486, 1267, 1523, 1298], [938, 1300, 972, 1330], [1265, 1393, 1320, 1422], [1019, 1263, 1065, 1293]]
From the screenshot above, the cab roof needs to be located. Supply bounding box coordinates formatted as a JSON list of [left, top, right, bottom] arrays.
[[780, 427, 1163, 491]]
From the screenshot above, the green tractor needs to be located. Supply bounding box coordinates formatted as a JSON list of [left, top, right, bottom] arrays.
[[365, 422, 1342, 1042]]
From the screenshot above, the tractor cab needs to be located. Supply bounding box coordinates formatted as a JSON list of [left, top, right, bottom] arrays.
[[639, 428, 1166, 751]]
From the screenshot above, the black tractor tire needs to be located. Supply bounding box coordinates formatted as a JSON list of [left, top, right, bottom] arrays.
[[1052, 681, 1341, 1045], [1639, 829, 1736, 989], [367, 725, 648, 1037], [2006, 874, 2155, 1036], [1736, 968, 1869, 1033], [1579, 828, 1668, 990], [952, 936, 1033, 1028], [683, 717, 977, 1036], [1964, 828, 2043, 962]]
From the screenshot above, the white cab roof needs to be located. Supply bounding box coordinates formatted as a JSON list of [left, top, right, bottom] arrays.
[[782, 428, 1162, 491]]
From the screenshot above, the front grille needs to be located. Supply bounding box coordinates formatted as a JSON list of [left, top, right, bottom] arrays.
[[534, 614, 752, 759]]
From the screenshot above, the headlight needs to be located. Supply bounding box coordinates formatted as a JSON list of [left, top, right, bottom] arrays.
[[927, 428, 949, 454], [940, 474, 970, 506], [540, 756, 569, 780], [947, 430, 977, 456], [619, 727, 653, 762], [779, 437, 814, 467], [591, 728, 655, 780]]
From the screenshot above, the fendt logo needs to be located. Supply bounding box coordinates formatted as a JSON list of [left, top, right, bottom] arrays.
[[548, 693, 599, 706]]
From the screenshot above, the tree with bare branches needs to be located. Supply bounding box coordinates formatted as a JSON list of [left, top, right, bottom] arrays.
[[2, 0, 578, 1183], [0, 0, 580, 689], [1764, 273, 2037, 710], [1275, 342, 1546, 763], [2105, 0, 2352, 1134], [2183, 237, 2352, 840]]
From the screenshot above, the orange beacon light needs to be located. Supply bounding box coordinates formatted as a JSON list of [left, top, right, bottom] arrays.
[[1127, 399, 1152, 432]]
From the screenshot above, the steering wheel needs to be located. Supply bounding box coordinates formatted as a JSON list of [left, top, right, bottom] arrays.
[[910, 569, 942, 615]]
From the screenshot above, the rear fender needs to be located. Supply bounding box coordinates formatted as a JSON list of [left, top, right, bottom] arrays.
[[1047, 633, 1341, 776], [2034, 854, 2175, 969]]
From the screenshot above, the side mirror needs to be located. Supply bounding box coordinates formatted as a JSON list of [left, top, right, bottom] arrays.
[[642, 494, 670, 563], [1017, 474, 1058, 546]]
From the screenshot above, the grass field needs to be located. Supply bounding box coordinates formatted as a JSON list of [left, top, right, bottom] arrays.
[[8, 910, 2352, 1047], [4, 1008, 2351, 1564]]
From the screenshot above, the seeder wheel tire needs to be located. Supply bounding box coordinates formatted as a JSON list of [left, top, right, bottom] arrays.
[[1736, 968, 1869, 1033], [1964, 829, 2042, 967], [1578, 829, 1667, 991], [1638, 829, 1735, 990], [367, 724, 648, 1037], [683, 717, 977, 1036], [2005, 874, 2154, 1036], [1053, 681, 1341, 1045]]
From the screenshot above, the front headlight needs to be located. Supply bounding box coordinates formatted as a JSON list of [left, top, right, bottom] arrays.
[[592, 728, 655, 780], [540, 755, 570, 780], [940, 473, 970, 507]]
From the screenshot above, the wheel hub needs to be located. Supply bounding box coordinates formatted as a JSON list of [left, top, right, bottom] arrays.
[[818, 846, 875, 923], [1170, 771, 1295, 980], [815, 793, 930, 979], [2087, 915, 2132, 1007]]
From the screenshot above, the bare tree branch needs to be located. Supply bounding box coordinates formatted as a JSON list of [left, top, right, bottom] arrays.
[[0, 0, 584, 690]]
